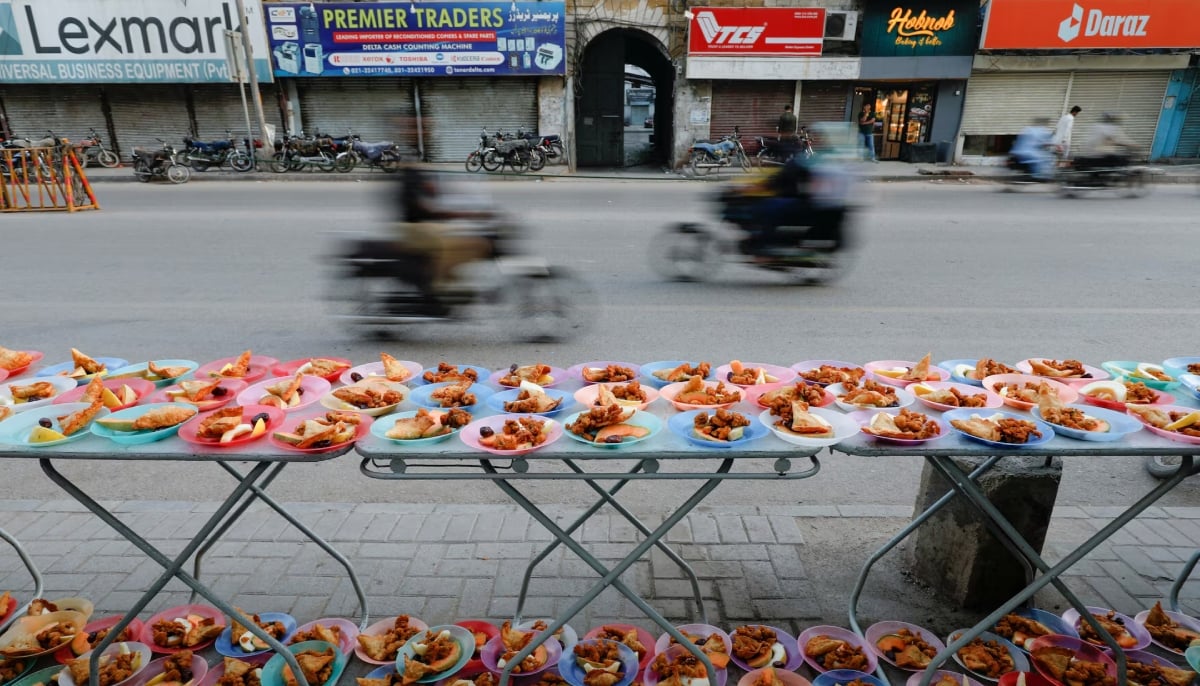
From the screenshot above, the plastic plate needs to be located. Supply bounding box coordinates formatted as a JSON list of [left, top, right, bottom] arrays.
[[289, 618, 360, 656], [759, 407, 859, 448], [1133, 607, 1200, 656], [796, 625, 879, 675], [1026, 635, 1115, 686], [849, 409, 948, 446], [562, 409, 662, 449], [91, 403, 195, 446], [815, 671, 884, 686], [0, 402, 110, 447], [573, 383, 658, 412], [568, 361, 642, 384], [481, 629, 563, 678], [1164, 357, 1200, 382], [340, 360, 424, 387], [459, 414, 563, 456], [1100, 361, 1181, 390], [107, 360, 199, 388], [582, 625, 655, 673], [982, 374, 1079, 412], [658, 380, 744, 411], [1061, 606, 1151, 652], [558, 639, 637, 686], [737, 669, 811, 686], [268, 411, 372, 454], [863, 359, 949, 388], [937, 358, 991, 387], [454, 620, 499, 676], [147, 379, 248, 413], [260, 640, 346, 686], [175, 404, 285, 449], [826, 383, 916, 413], [668, 410, 768, 449], [58, 642, 152, 686], [909, 381, 1004, 412], [863, 620, 945, 671], [0, 376, 80, 413], [727, 625, 803, 672], [1031, 405, 1142, 442], [743, 383, 835, 410], [639, 361, 714, 389], [643, 644, 728, 686], [1014, 359, 1109, 385], [354, 616, 429, 666], [54, 378, 155, 412], [139, 604, 224, 654], [489, 387, 574, 417], [193, 355, 279, 384], [37, 357, 129, 385], [790, 360, 866, 387], [318, 381, 409, 417], [946, 630, 1028, 683], [488, 367, 569, 389], [369, 410, 464, 447], [273, 357, 353, 383], [993, 608, 1078, 653], [409, 383, 494, 414], [237, 375, 331, 414], [1127, 404, 1200, 446], [942, 409, 1056, 448], [216, 612, 298, 660], [132, 651, 208, 686], [0, 350, 43, 378], [713, 362, 798, 388]]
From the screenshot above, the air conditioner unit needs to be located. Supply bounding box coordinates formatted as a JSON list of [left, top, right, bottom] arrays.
[[824, 10, 859, 40]]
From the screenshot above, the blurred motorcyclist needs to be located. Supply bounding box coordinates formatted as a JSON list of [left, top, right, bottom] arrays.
[[1075, 112, 1136, 173], [1009, 118, 1055, 181], [731, 152, 849, 256]]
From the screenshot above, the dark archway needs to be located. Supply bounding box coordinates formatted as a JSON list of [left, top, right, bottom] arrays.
[[576, 29, 674, 167]]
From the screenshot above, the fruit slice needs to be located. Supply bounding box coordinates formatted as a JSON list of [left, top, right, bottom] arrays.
[[96, 417, 139, 432], [220, 424, 253, 443], [876, 634, 906, 654], [120, 385, 138, 404], [29, 426, 68, 443], [594, 424, 651, 442], [272, 431, 305, 445], [1165, 411, 1200, 432], [706, 652, 730, 669], [101, 387, 123, 409], [426, 639, 463, 673]]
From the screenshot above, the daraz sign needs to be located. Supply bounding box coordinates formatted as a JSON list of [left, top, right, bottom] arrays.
[[0, 0, 273, 83]]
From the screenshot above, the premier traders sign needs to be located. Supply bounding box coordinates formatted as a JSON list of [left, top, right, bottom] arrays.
[[0, 0, 273, 83], [860, 0, 978, 56], [265, 2, 566, 77]]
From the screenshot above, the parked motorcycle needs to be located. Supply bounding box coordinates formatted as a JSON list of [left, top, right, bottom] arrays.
[[690, 128, 750, 176], [465, 129, 497, 173], [177, 130, 253, 172], [132, 139, 190, 184], [1, 131, 67, 181], [270, 133, 336, 172], [482, 135, 540, 173], [757, 128, 813, 167], [515, 127, 563, 168], [335, 131, 402, 173], [74, 128, 120, 168]]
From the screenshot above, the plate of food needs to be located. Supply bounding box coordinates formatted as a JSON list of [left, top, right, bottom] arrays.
[[0, 348, 43, 379], [269, 410, 371, 454], [982, 375, 1078, 412], [1077, 380, 1173, 411], [864, 621, 944, 671], [574, 382, 658, 412], [319, 381, 408, 417], [273, 357, 353, 384], [261, 640, 346, 686], [790, 361, 865, 388], [237, 374, 330, 413], [0, 655, 35, 686], [798, 626, 878, 675], [909, 381, 1003, 412], [812, 669, 882, 686], [1126, 405, 1200, 445], [460, 415, 561, 456], [483, 623, 562, 678], [744, 382, 834, 410], [453, 620, 498, 677], [640, 361, 714, 389], [568, 362, 641, 385], [0, 592, 16, 626], [737, 667, 811, 686], [1164, 357, 1200, 382], [92, 403, 197, 445], [643, 643, 727, 686], [140, 605, 224, 655], [559, 638, 637, 686], [416, 363, 490, 387], [1031, 404, 1141, 442], [1188, 645, 1200, 677], [1061, 607, 1149, 651], [1135, 601, 1200, 656], [1180, 375, 1200, 403], [490, 365, 567, 389], [714, 362, 797, 388], [850, 408, 946, 445], [583, 625, 654, 673], [0, 610, 90, 659], [484, 384, 569, 417], [906, 672, 984, 686], [342, 355, 423, 386], [564, 408, 662, 448], [991, 609, 1078, 653], [355, 615, 428, 666], [55, 378, 155, 412], [1, 377, 79, 413], [937, 359, 1018, 388], [289, 619, 358, 657], [37, 350, 128, 385], [653, 624, 731, 667], [947, 631, 1027, 683], [517, 621, 578, 653], [864, 355, 948, 388], [728, 625, 802, 673], [369, 408, 472, 446], [1120, 650, 1195, 686], [176, 405, 284, 448], [409, 382, 494, 413], [659, 378, 743, 411], [1014, 359, 1108, 385], [1027, 635, 1115, 686], [131, 649, 206, 686], [943, 409, 1055, 449], [148, 379, 247, 412], [669, 409, 767, 449], [59, 641, 153, 686], [193, 352, 277, 384], [826, 381, 915, 413], [1099, 361, 1180, 391], [216, 611, 296, 661], [107, 360, 198, 388], [759, 405, 858, 448], [0, 402, 110, 447]]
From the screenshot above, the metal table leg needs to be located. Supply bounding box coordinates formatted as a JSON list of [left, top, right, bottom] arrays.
[[39, 459, 315, 686], [1169, 549, 1200, 613], [484, 458, 733, 686], [0, 526, 43, 633]]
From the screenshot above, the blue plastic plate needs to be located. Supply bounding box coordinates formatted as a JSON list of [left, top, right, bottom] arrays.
[[409, 383, 494, 414], [667, 409, 769, 449], [558, 639, 637, 686], [37, 357, 128, 385], [369, 410, 463, 446], [1163, 357, 1200, 382], [561, 410, 663, 449], [942, 409, 1056, 449], [638, 361, 713, 389], [90, 403, 193, 445], [261, 640, 347, 686], [216, 612, 298, 659], [814, 670, 887, 686], [107, 360, 199, 388], [487, 388, 573, 417], [938, 358, 986, 387], [411, 365, 491, 387], [1031, 404, 1141, 442], [1000, 608, 1078, 653], [1101, 361, 1180, 391], [1175, 374, 1200, 402], [397, 625, 475, 683], [0, 402, 109, 447]]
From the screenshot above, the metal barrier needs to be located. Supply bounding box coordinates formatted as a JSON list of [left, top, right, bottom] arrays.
[[0, 145, 100, 212]]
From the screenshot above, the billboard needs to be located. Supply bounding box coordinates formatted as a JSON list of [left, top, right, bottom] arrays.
[[860, 0, 978, 56], [981, 0, 1200, 50], [0, 0, 272, 83], [686, 7, 825, 57], [264, 2, 566, 77]]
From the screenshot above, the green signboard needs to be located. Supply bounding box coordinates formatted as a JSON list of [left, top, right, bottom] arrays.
[[860, 0, 978, 56]]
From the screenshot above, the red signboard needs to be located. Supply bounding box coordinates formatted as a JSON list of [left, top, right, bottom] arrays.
[[687, 7, 826, 57], [981, 0, 1200, 50]]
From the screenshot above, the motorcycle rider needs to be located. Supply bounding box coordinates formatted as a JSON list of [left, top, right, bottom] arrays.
[[736, 152, 848, 257], [1075, 112, 1136, 174], [1009, 117, 1055, 181]]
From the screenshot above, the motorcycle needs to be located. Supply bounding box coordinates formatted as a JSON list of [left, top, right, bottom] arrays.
[[1057, 152, 1150, 198], [756, 128, 813, 167], [132, 139, 190, 184], [465, 129, 497, 173], [482, 135, 542, 173], [516, 127, 564, 168], [73, 128, 120, 168], [336, 133, 403, 173], [690, 127, 750, 176], [1, 131, 67, 181], [177, 130, 253, 172], [270, 133, 337, 173]]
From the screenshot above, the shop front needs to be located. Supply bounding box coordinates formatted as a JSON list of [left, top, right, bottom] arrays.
[[855, 0, 978, 162]]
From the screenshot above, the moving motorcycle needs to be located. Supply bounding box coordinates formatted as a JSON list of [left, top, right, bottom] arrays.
[[1057, 153, 1150, 198], [74, 128, 120, 168], [690, 128, 750, 176], [132, 139, 190, 184], [177, 130, 253, 172]]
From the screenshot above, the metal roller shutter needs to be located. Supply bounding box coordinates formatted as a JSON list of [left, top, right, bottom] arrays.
[[297, 78, 417, 156], [105, 84, 192, 160], [710, 81, 796, 155], [190, 84, 286, 141], [961, 72, 1071, 135], [421, 78, 538, 162], [0, 85, 106, 141], [1063, 71, 1168, 156], [1178, 98, 1200, 158], [800, 82, 848, 126]]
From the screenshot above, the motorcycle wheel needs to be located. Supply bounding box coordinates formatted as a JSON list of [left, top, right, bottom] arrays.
[[334, 153, 355, 173], [509, 152, 529, 174], [690, 151, 713, 177], [528, 148, 546, 172], [173, 152, 192, 168], [270, 152, 290, 173], [166, 163, 190, 184], [550, 141, 566, 164], [649, 224, 721, 282], [490, 268, 597, 343], [230, 152, 254, 173], [316, 154, 336, 173], [1122, 168, 1150, 198], [97, 150, 120, 168], [737, 150, 751, 172], [133, 160, 151, 183], [481, 151, 503, 172], [191, 161, 211, 172], [465, 152, 483, 173], [379, 152, 402, 173], [287, 155, 304, 171]]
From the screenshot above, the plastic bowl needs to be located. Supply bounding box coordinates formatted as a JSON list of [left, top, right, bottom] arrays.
[[140, 604, 224, 654], [1060, 606, 1151, 652], [455, 620, 499, 676], [215, 611, 298, 660], [909, 381, 1003, 412], [1100, 361, 1180, 391], [399, 625, 476, 683], [409, 383, 494, 414], [639, 361, 713, 389], [659, 380, 743, 412], [1133, 607, 1200, 655], [864, 620, 945, 671], [669, 410, 768, 450], [790, 360, 866, 387], [568, 362, 642, 384], [582, 625, 656, 673], [490, 388, 574, 417], [558, 639, 636, 686], [826, 383, 915, 414], [796, 625, 878, 675], [459, 414, 563, 456], [947, 630, 1028, 683], [480, 629, 562, 678]]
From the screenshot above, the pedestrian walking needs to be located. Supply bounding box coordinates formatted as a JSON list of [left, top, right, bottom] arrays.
[[858, 104, 877, 162], [1053, 105, 1081, 158], [777, 104, 798, 140]]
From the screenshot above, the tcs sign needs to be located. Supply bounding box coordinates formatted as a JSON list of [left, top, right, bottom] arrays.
[[688, 7, 825, 56], [696, 11, 765, 45]]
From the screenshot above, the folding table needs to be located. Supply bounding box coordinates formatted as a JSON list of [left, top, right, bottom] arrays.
[[0, 526, 43, 633]]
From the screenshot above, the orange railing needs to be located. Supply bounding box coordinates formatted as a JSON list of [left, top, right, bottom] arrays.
[[0, 145, 100, 212]]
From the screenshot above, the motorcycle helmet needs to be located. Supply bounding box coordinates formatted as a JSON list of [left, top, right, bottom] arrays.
[[1101, 112, 1122, 124]]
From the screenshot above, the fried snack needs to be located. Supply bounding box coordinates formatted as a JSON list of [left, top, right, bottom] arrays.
[[799, 365, 863, 385], [951, 413, 1042, 444], [494, 622, 548, 674], [70, 349, 106, 375], [567, 405, 630, 436], [423, 363, 478, 384], [229, 608, 286, 653], [759, 382, 826, 408], [649, 651, 710, 686], [804, 636, 868, 671], [217, 658, 261, 686], [591, 625, 646, 661], [212, 351, 253, 379], [769, 399, 834, 438], [146, 361, 190, 381], [1077, 611, 1138, 649], [504, 385, 563, 413], [903, 353, 934, 382], [150, 614, 223, 649], [956, 638, 1015, 678], [81, 376, 106, 405], [652, 362, 711, 383], [154, 650, 196, 686], [1144, 601, 1200, 653], [8, 382, 57, 403], [726, 361, 779, 386], [1123, 382, 1159, 405], [994, 382, 1050, 405], [911, 384, 988, 408], [0, 407, 9, 423], [692, 409, 750, 442], [838, 379, 899, 408], [863, 408, 940, 440], [168, 380, 223, 403], [1126, 659, 1195, 686], [332, 383, 403, 410], [477, 417, 550, 451], [992, 614, 1053, 649], [752, 668, 784, 686], [609, 381, 647, 403], [281, 648, 334, 686], [0, 657, 28, 684], [196, 407, 244, 439], [57, 400, 104, 436], [378, 353, 410, 382], [732, 626, 782, 669], [67, 648, 141, 686], [664, 632, 729, 669], [875, 629, 935, 669], [259, 374, 304, 410], [0, 347, 34, 372], [1190, 363, 1200, 375], [132, 406, 197, 431], [26, 598, 58, 615], [971, 358, 1017, 379], [498, 364, 554, 388], [74, 625, 137, 657], [573, 639, 622, 671], [356, 615, 422, 662], [430, 382, 477, 408], [385, 408, 470, 440], [290, 624, 341, 646], [1029, 359, 1089, 379], [1040, 407, 1108, 433], [581, 365, 636, 383], [674, 376, 741, 405], [1063, 659, 1115, 686]]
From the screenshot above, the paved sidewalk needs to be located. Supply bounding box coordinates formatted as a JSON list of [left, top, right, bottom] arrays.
[[2, 499, 1196, 636]]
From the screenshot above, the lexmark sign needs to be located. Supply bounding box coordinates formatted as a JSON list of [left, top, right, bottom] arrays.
[[0, 0, 272, 83]]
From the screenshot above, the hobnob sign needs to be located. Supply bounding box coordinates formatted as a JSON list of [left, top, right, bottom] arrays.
[[0, 0, 272, 83], [860, 0, 978, 56]]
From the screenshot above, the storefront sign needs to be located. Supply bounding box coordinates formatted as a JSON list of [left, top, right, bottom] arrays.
[[981, 0, 1200, 50], [860, 0, 978, 56], [0, 0, 272, 83], [264, 2, 565, 77], [687, 8, 825, 57]]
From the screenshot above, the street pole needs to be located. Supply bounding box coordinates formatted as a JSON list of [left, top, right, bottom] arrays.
[[234, 0, 273, 163]]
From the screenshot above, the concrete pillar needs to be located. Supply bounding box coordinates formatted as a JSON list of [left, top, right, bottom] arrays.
[[673, 79, 711, 168], [911, 456, 1063, 611], [538, 76, 567, 139]]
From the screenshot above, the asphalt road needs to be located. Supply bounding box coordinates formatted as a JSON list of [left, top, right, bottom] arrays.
[[4, 177, 1198, 508]]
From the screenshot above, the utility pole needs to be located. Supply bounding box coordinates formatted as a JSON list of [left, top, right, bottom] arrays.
[[234, 0, 273, 162]]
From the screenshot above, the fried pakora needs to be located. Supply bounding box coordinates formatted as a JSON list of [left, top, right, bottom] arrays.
[[804, 636, 868, 671], [356, 615, 423, 662], [838, 379, 899, 408], [950, 414, 1042, 444], [863, 408, 940, 440], [652, 362, 711, 383], [0, 347, 34, 372], [429, 382, 477, 408], [912, 384, 988, 408], [217, 658, 261, 686], [759, 382, 826, 408], [726, 361, 778, 386], [423, 362, 478, 384], [1077, 611, 1138, 649], [692, 409, 750, 442], [956, 638, 1014, 678], [1029, 359, 1089, 379], [581, 365, 636, 383], [498, 364, 554, 388], [282, 648, 334, 686], [1144, 601, 1200, 653], [67, 649, 141, 686], [478, 418, 550, 451], [799, 365, 863, 385], [992, 614, 1052, 649], [674, 376, 740, 406], [875, 629, 935, 669], [732, 626, 783, 669], [332, 383, 403, 410]]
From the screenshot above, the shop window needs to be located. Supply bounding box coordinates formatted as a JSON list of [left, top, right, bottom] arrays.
[[963, 134, 1017, 157]]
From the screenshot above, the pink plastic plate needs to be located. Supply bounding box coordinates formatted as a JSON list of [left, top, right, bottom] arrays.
[[340, 360, 423, 387], [455, 620, 499, 676], [354, 615, 429, 666], [140, 604, 224, 654], [1127, 404, 1200, 445], [1080, 385, 1174, 412], [743, 383, 835, 410], [583, 624, 656, 673], [54, 378, 155, 411], [267, 410, 373, 454], [488, 366, 569, 389], [459, 414, 563, 456], [193, 355, 279, 384], [236, 375, 331, 413], [790, 360, 866, 387], [659, 380, 743, 411], [1061, 606, 1151, 651], [272, 357, 353, 383], [982, 374, 1078, 412], [864, 360, 950, 388], [796, 625, 879, 675], [849, 409, 948, 446], [574, 383, 660, 412], [176, 404, 286, 448], [714, 363, 798, 388], [1015, 359, 1109, 385], [147, 379, 248, 412], [863, 621, 945, 671], [568, 362, 642, 384], [1026, 635, 1116, 686], [55, 615, 146, 664], [2, 350, 43, 378], [909, 381, 1004, 412]]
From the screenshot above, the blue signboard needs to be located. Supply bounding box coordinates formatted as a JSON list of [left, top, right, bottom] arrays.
[[264, 2, 565, 77]]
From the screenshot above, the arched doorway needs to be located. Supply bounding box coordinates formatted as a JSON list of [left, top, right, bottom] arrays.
[[576, 29, 674, 167]]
